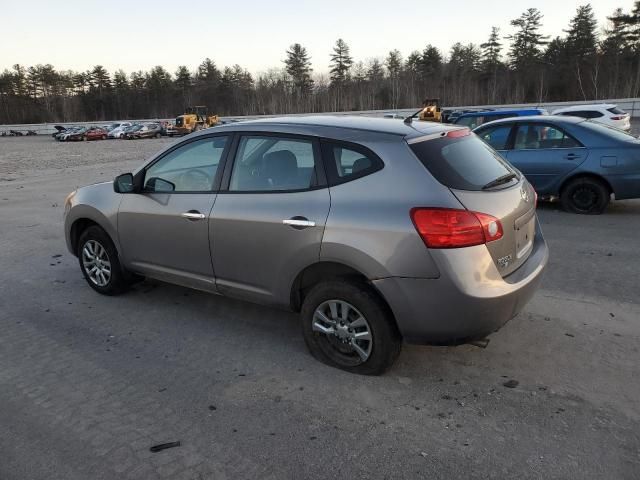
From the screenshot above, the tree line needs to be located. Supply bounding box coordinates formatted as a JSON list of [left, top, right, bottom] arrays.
[[1, 2, 639, 124]]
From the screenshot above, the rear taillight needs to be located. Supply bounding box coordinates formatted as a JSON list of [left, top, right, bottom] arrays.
[[410, 208, 503, 249], [611, 116, 624, 121]]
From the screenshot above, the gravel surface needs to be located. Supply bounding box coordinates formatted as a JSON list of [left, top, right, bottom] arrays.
[[1, 134, 639, 479]]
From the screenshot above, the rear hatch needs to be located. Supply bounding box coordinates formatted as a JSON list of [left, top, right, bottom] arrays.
[[408, 129, 537, 277]]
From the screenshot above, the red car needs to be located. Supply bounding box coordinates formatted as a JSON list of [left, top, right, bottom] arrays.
[[84, 127, 108, 141]]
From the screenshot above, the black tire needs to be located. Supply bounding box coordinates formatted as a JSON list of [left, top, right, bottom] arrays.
[[155, 132, 161, 138], [560, 177, 609, 214], [301, 280, 401, 375], [77, 225, 130, 295]]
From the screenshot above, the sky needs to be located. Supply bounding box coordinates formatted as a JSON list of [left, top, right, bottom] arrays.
[[1, 0, 634, 76]]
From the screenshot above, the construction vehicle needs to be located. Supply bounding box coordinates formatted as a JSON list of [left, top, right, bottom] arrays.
[[418, 98, 442, 123], [170, 106, 219, 136]]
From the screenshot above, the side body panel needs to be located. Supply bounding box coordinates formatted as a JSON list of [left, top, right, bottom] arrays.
[[321, 137, 460, 280], [117, 193, 217, 292]]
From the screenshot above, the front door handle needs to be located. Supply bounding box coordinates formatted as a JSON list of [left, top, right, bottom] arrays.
[[181, 211, 206, 221], [283, 217, 316, 229]]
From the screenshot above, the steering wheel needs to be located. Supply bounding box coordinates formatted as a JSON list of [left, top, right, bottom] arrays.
[[179, 169, 211, 191]]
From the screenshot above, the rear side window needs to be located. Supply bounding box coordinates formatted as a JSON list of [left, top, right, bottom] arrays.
[[607, 107, 625, 115], [513, 124, 582, 149], [561, 110, 603, 119], [408, 132, 515, 191], [321, 140, 383, 185], [229, 136, 317, 191]]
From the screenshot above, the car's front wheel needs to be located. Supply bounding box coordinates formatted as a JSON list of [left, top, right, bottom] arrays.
[[78, 226, 130, 295], [301, 280, 401, 375], [560, 177, 610, 214]]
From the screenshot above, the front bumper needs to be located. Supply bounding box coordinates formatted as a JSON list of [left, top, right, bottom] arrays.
[[373, 221, 548, 345]]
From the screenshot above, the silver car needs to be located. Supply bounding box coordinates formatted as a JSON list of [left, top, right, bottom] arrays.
[[64, 116, 548, 375]]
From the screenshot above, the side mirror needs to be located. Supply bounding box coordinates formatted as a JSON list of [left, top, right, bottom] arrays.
[[114, 173, 135, 193], [145, 177, 175, 193]]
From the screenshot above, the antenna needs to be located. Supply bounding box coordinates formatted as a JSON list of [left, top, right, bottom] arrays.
[[404, 108, 424, 125]]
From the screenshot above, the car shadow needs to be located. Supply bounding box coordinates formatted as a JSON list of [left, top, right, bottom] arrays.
[[123, 278, 508, 381]]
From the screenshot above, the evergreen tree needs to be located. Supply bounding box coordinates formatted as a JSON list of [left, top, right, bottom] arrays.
[[420, 45, 443, 77], [507, 8, 549, 70], [284, 43, 314, 95], [565, 5, 598, 60], [329, 38, 353, 84], [481, 27, 502, 71]]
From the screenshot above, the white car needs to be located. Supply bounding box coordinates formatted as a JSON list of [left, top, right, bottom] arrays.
[[107, 123, 133, 139], [552, 104, 631, 132]]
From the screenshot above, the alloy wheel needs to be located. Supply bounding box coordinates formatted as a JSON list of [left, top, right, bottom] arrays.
[[312, 300, 373, 365], [81, 240, 112, 287]]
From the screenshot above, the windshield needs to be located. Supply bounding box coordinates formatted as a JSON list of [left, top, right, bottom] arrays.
[[409, 132, 516, 191]]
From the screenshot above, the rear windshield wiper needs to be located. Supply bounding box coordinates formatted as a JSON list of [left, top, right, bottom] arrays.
[[482, 172, 517, 190]]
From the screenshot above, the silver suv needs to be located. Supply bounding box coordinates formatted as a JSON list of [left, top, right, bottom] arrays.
[[64, 116, 548, 374]]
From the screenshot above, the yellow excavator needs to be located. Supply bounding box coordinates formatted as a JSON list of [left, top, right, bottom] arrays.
[[170, 106, 219, 136], [418, 98, 442, 122]]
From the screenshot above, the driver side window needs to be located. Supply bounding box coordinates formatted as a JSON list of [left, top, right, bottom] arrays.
[[144, 136, 228, 192]]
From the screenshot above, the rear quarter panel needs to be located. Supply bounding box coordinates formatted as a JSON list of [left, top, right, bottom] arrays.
[[321, 137, 463, 280]]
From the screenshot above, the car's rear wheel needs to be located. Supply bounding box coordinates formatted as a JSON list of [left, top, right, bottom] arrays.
[[301, 280, 401, 375], [78, 226, 131, 295], [561, 177, 609, 214]]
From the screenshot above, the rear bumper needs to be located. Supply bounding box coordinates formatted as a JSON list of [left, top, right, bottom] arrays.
[[373, 221, 548, 345], [606, 173, 640, 200]]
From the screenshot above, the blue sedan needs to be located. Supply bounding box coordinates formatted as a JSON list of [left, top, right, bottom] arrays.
[[473, 116, 640, 214]]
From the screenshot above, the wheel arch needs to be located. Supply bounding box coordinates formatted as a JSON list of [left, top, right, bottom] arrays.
[[558, 172, 613, 197], [68, 212, 119, 258], [289, 262, 398, 330]]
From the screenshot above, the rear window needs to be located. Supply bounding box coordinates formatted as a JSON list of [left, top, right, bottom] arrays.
[[582, 121, 640, 143], [409, 133, 516, 191], [561, 110, 603, 119], [607, 107, 625, 115]]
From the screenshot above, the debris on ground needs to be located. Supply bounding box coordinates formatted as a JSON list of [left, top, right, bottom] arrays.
[[502, 379, 519, 388], [150, 441, 181, 453]]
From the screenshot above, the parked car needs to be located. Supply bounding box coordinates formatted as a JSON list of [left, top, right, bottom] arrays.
[[446, 108, 491, 124], [85, 127, 108, 141], [64, 116, 548, 374], [119, 124, 143, 139], [474, 115, 640, 214], [552, 104, 631, 132], [52, 125, 69, 138], [452, 108, 547, 129], [124, 123, 162, 139], [108, 123, 135, 139], [61, 127, 88, 142]]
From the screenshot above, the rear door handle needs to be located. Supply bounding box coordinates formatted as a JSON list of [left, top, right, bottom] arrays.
[[565, 153, 581, 160], [283, 217, 316, 229], [181, 211, 206, 221]]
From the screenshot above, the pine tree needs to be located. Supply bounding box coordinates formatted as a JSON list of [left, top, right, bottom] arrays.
[[507, 8, 549, 70], [329, 38, 353, 84], [565, 5, 598, 60], [284, 43, 314, 95], [481, 27, 502, 71], [386, 50, 403, 108], [420, 45, 442, 77]]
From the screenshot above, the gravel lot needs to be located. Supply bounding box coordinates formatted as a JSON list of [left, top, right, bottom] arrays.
[[1, 134, 640, 479]]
